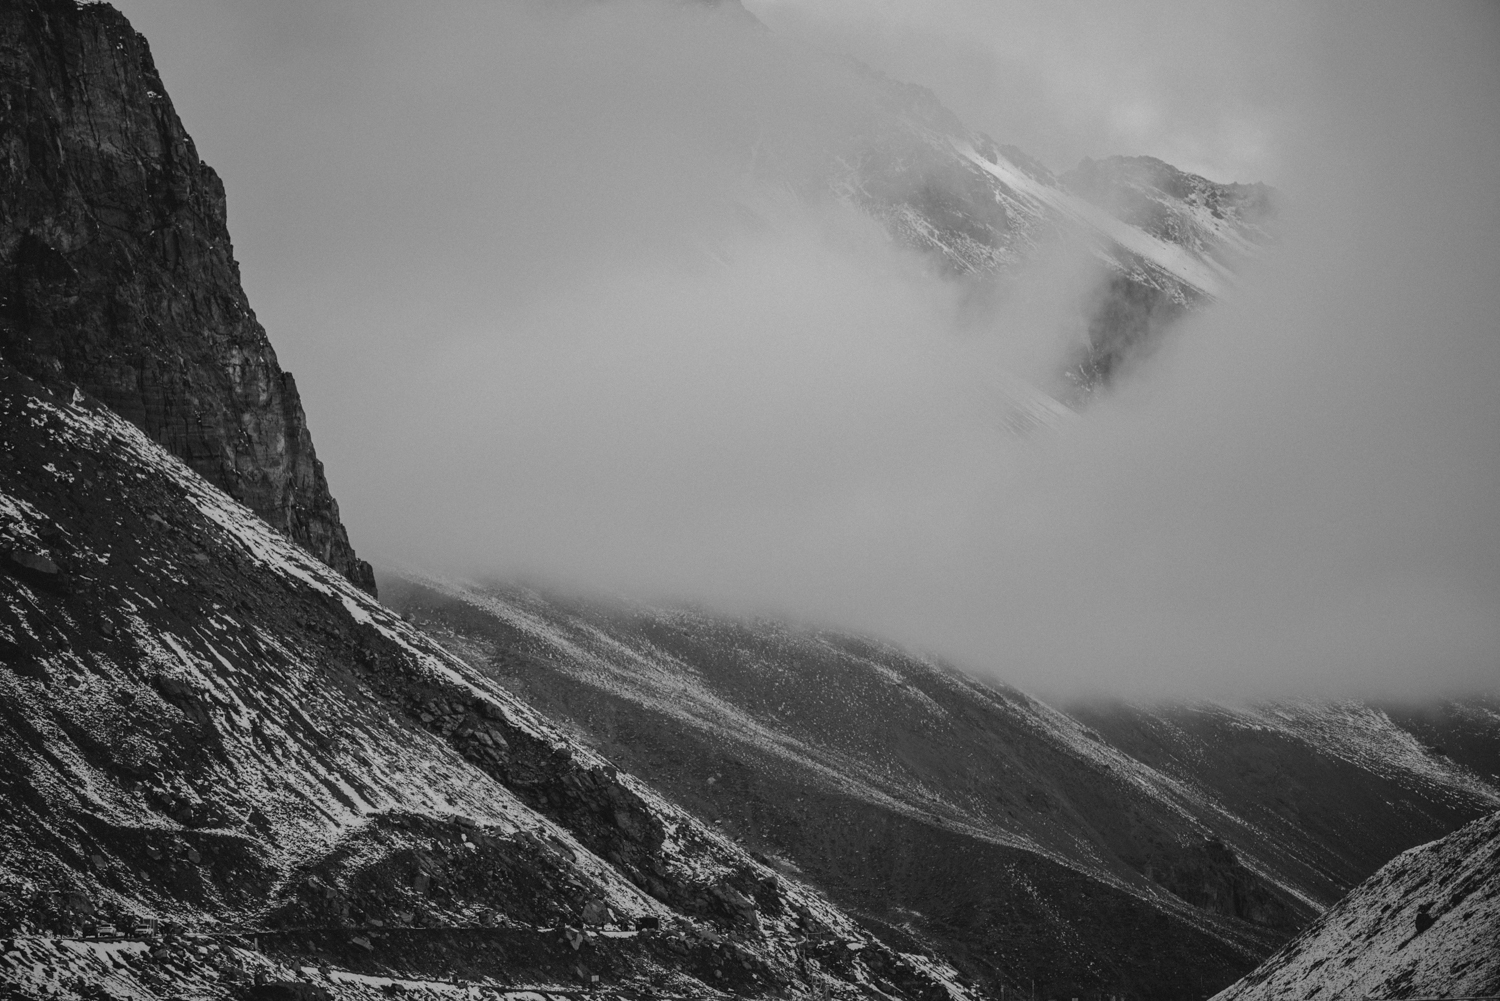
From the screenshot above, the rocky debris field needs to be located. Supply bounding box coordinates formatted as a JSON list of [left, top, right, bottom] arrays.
[[0, 363, 979, 999]]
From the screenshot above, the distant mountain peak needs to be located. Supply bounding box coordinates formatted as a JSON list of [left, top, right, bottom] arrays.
[[805, 67, 1278, 397]]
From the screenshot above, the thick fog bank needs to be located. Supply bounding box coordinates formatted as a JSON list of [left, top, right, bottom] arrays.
[[118, 0, 1500, 699]]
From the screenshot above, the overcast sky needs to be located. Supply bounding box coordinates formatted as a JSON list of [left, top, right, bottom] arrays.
[[114, 0, 1500, 700]]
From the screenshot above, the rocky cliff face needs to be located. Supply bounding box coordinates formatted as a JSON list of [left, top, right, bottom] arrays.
[[0, 0, 375, 594]]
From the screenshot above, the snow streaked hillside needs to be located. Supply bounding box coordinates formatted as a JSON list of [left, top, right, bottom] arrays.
[[1074, 699, 1500, 899], [1212, 810, 1500, 1001], [382, 573, 1500, 1001]]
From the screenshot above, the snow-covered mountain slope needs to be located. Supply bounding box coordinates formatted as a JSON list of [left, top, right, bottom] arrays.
[[381, 575, 1500, 1001], [0, 363, 984, 1000], [818, 67, 1239, 290], [1212, 809, 1500, 1001], [1063, 155, 1276, 273], [955, 143, 1230, 298]]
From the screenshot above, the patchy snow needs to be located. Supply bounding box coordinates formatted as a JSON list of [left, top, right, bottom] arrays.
[[393, 571, 1336, 944], [1213, 810, 1500, 1001], [0, 489, 45, 543], [341, 594, 375, 626], [956, 142, 1228, 297]]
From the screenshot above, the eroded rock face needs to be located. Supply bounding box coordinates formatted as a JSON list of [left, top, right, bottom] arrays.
[[0, 0, 374, 594]]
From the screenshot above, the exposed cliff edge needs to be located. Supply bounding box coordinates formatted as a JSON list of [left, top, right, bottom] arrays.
[[0, 0, 375, 594]]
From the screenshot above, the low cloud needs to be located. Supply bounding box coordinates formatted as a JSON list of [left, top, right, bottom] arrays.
[[120, 0, 1500, 699]]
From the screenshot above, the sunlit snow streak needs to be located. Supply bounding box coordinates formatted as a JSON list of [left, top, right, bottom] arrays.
[[955, 142, 1228, 297]]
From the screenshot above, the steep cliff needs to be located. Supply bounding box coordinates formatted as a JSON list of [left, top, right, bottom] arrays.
[[0, 0, 375, 594]]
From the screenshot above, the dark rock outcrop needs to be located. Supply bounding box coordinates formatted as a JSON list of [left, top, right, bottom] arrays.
[[0, 0, 374, 593]]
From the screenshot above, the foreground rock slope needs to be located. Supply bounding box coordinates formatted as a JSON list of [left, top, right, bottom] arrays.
[[0, 363, 983, 999], [1211, 809, 1500, 1001], [0, 0, 374, 593]]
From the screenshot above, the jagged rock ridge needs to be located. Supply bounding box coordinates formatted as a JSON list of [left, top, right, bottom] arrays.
[[0, 0, 375, 593]]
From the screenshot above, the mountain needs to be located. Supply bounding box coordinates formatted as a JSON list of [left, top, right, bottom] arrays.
[[1, 2, 1487, 1000], [378, 574, 1500, 1001], [816, 67, 1276, 395], [0, 0, 374, 593], [0, 363, 982, 1000], [1211, 809, 1500, 1001]]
